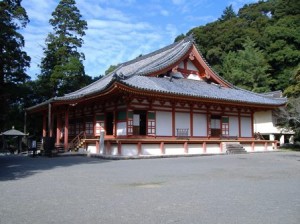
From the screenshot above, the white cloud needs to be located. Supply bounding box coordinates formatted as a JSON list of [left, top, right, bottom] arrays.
[[20, 0, 260, 79]]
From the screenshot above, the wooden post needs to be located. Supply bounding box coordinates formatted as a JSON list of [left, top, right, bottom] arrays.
[[184, 142, 188, 154], [137, 142, 142, 155], [48, 103, 52, 137], [64, 108, 69, 151], [56, 114, 62, 145], [160, 142, 165, 154], [43, 113, 47, 137]]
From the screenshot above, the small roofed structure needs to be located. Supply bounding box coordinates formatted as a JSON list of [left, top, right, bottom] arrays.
[[1, 126, 27, 153]]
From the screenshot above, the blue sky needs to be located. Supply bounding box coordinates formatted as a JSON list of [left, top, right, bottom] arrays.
[[21, 0, 258, 79]]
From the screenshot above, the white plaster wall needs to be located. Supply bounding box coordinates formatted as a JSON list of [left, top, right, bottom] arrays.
[[229, 116, 239, 136], [243, 144, 252, 152], [156, 111, 172, 136], [87, 144, 97, 153], [187, 60, 198, 70], [187, 74, 201, 80], [253, 111, 277, 134], [254, 143, 265, 152], [241, 117, 252, 137], [266, 143, 273, 151], [178, 61, 184, 69], [164, 144, 185, 155], [117, 122, 127, 136], [110, 144, 118, 155], [121, 144, 138, 156], [175, 112, 190, 136], [193, 114, 207, 136], [206, 144, 221, 154], [141, 144, 161, 155], [188, 144, 204, 154]]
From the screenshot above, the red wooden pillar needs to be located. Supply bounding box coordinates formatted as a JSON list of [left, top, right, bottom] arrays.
[[56, 114, 62, 145], [238, 110, 241, 138], [96, 140, 99, 153], [117, 141, 122, 155], [64, 108, 69, 151], [172, 103, 175, 137], [251, 111, 254, 138], [184, 142, 188, 153], [190, 104, 193, 137], [160, 142, 165, 154], [48, 103, 52, 137], [42, 113, 47, 137], [137, 142, 142, 155]]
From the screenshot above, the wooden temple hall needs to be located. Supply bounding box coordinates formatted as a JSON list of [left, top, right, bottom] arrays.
[[26, 36, 286, 156]]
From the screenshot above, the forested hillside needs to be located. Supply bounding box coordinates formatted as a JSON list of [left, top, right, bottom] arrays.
[[175, 0, 300, 97]]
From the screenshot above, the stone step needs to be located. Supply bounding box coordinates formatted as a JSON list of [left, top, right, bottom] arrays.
[[223, 142, 247, 154]]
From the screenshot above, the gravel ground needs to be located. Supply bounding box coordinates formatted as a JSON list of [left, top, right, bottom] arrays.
[[0, 151, 299, 224]]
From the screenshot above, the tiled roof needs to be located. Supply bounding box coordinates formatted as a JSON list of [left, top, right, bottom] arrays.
[[120, 76, 286, 106], [57, 36, 194, 100], [27, 36, 286, 110]]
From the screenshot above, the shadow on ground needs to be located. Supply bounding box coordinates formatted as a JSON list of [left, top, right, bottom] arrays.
[[0, 155, 108, 181]]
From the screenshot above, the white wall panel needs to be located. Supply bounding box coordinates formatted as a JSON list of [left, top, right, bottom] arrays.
[[164, 144, 185, 155], [193, 113, 207, 136], [121, 144, 138, 156], [156, 111, 172, 136], [175, 112, 190, 136], [141, 144, 161, 155], [229, 116, 239, 136], [241, 116, 252, 137]]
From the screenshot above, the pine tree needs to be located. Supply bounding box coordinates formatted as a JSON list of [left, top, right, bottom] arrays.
[[219, 5, 236, 21], [222, 38, 274, 93], [38, 0, 88, 98], [0, 0, 30, 130]]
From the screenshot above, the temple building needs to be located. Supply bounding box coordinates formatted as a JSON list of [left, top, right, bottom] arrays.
[[26, 36, 286, 156]]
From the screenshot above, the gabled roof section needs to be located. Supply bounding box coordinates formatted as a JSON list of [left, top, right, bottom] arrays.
[[60, 35, 231, 100], [26, 35, 287, 111], [56, 35, 196, 100]]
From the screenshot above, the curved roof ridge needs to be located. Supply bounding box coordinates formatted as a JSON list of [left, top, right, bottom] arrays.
[[193, 43, 234, 88], [120, 37, 188, 68], [136, 39, 193, 76]]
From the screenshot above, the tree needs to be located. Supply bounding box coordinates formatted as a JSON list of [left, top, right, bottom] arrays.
[[219, 5, 236, 21], [0, 0, 30, 131], [275, 97, 300, 140], [284, 65, 300, 98], [38, 0, 88, 99], [105, 65, 118, 76], [222, 38, 274, 92]]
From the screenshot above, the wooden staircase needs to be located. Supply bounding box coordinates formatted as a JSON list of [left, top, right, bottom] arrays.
[[69, 131, 86, 151], [223, 142, 247, 154]]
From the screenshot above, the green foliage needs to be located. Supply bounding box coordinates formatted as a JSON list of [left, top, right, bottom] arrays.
[[105, 64, 118, 76], [222, 38, 273, 92], [219, 5, 236, 21], [37, 0, 88, 98], [275, 97, 300, 140], [174, 33, 186, 42], [284, 65, 300, 98], [179, 0, 300, 95], [0, 0, 30, 131]]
